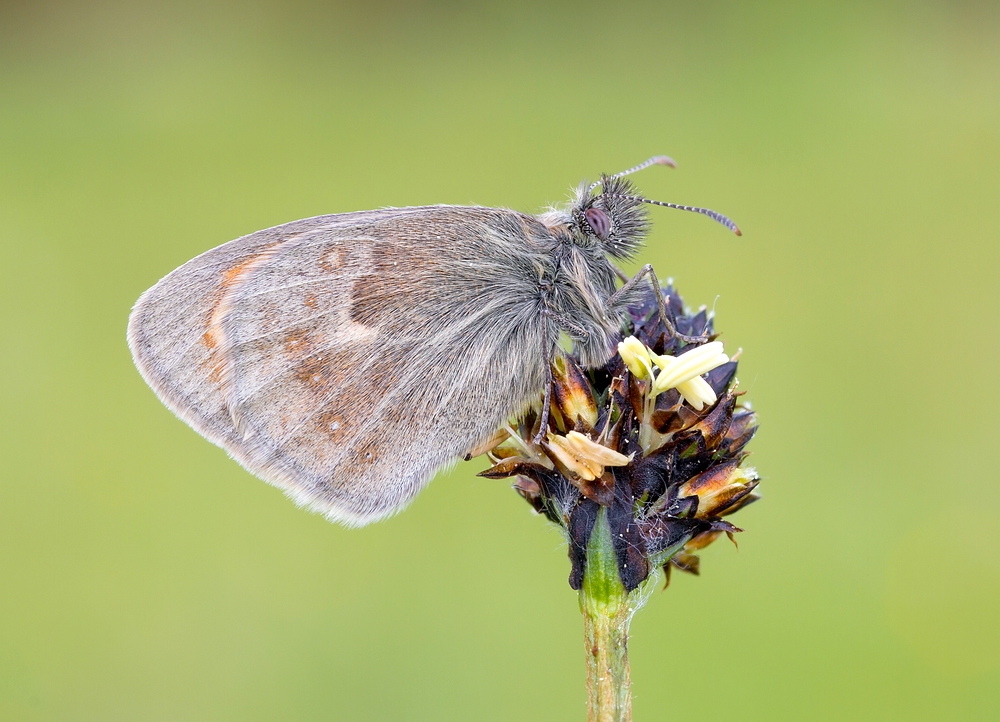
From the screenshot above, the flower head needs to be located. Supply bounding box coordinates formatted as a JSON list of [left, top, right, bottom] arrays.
[[480, 282, 759, 592]]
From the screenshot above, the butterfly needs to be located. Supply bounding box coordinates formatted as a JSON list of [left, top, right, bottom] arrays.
[[127, 156, 739, 526]]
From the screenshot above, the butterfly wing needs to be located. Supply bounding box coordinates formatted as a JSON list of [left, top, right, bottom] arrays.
[[128, 206, 557, 525]]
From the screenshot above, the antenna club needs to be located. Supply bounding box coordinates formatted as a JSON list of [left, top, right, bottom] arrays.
[[653, 156, 677, 168], [733, 226, 743, 236]]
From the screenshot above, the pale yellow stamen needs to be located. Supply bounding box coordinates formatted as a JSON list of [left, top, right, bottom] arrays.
[[617, 336, 654, 380], [649, 342, 729, 408], [546, 430, 631, 480], [675, 376, 719, 411], [565, 431, 631, 466]]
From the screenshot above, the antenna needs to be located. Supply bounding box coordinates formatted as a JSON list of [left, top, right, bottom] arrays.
[[613, 193, 742, 236], [588, 155, 676, 193]]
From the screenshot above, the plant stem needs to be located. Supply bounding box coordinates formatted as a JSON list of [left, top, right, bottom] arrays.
[[580, 507, 635, 722]]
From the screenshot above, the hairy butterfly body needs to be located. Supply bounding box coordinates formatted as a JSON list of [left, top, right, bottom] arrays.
[[127, 157, 739, 525]]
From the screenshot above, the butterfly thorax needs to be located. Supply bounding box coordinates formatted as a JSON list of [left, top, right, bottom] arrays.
[[537, 217, 627, 369], [537, 180, 651, 369]]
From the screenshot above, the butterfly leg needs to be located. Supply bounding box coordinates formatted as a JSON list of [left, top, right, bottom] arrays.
[[540, 308, 593, 343], [534, 309, 593, 443], [532, 359, 554, 445], [609, 264, 707, 344]]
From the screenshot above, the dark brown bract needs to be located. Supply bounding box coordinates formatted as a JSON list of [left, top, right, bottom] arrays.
[[479, 283, 760, 592]]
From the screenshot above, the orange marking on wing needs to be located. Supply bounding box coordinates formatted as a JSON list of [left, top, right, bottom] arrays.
[[319, 246, 344, 273], [283, 327, 311, 356], [316, 408, 347, 441], [201, 254, 269, 354], [200, 239, 296, 412]]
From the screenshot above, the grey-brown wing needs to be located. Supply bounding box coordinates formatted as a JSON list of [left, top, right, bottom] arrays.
[[128, 206, 555, 525]]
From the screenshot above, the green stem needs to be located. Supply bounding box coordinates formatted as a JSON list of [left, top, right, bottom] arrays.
[[580, 508, 649, 722]]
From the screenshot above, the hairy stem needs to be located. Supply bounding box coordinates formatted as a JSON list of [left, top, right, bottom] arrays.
[[580, 508, 636, 722]]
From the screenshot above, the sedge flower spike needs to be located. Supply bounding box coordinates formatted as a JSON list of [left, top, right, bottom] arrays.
[[477, 281, 760, 722]]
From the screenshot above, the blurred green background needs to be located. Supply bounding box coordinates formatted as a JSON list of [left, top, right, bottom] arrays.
[[2, 0, 998, 719]]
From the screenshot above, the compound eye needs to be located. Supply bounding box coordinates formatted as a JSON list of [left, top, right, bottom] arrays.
[[584, 207, 611, 240]]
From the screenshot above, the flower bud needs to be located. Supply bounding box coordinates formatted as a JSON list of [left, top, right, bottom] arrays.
[[679, 459, 759, 519], [551, 354, 599, 429]]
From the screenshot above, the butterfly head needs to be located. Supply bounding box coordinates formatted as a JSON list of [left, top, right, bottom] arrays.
[[569, 175, 650, 261]]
